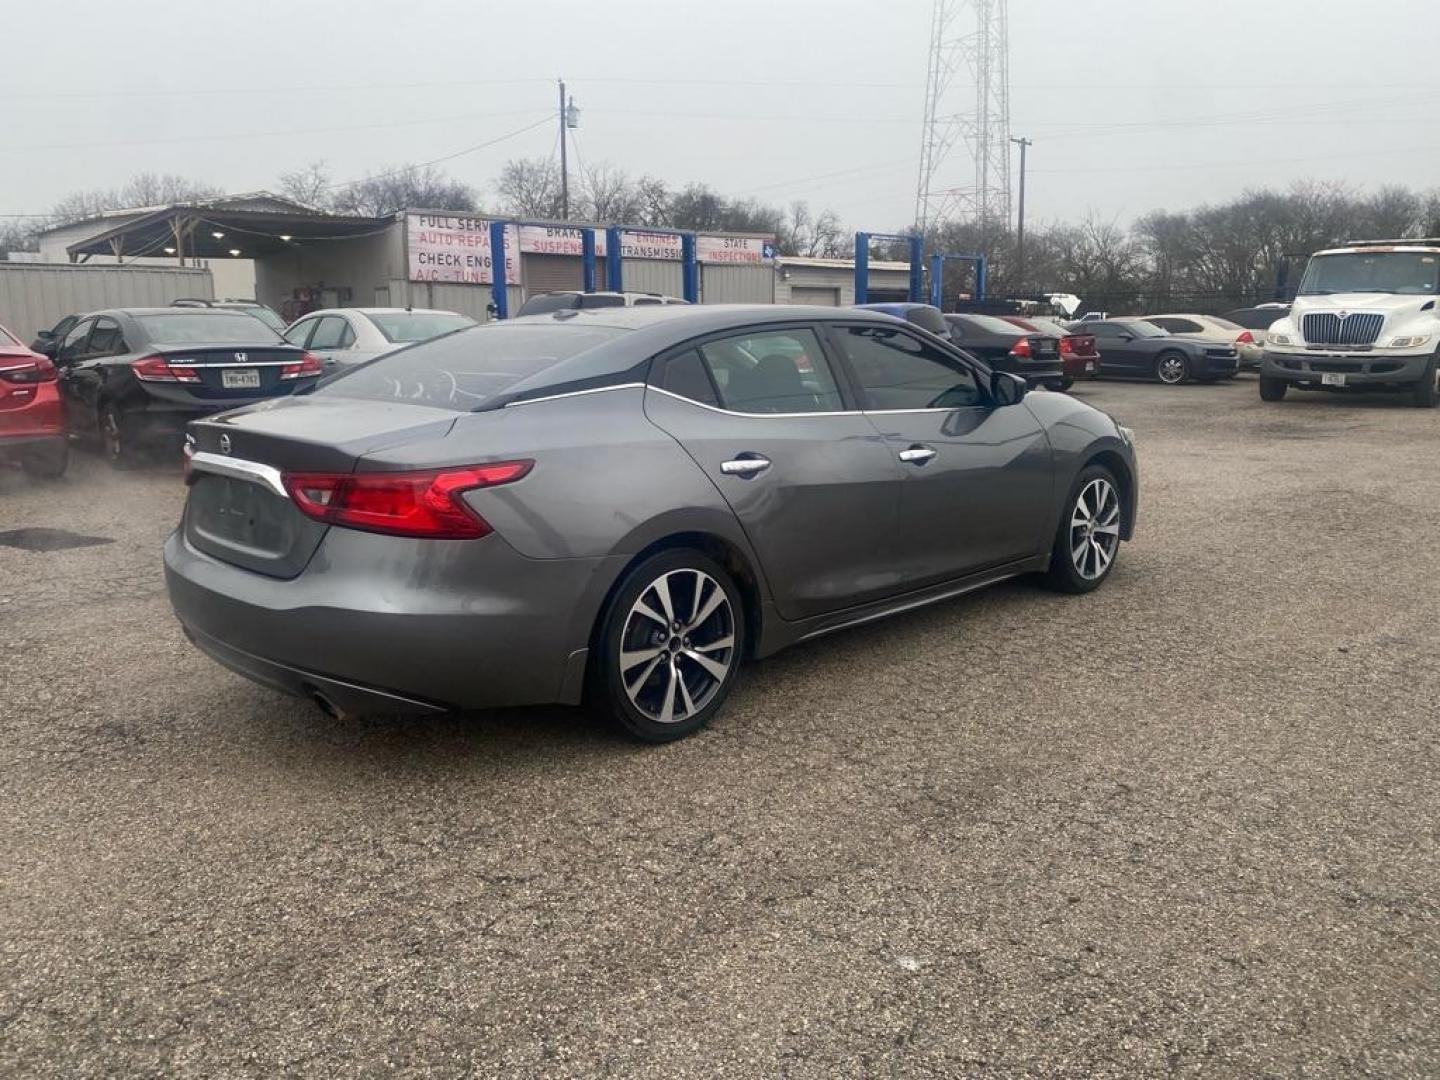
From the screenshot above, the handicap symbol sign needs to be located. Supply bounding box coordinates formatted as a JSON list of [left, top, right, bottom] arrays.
[[762, 242, 776, 259]]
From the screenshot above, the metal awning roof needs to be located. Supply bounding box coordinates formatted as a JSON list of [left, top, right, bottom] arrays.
[[66, 201, 390, 263]]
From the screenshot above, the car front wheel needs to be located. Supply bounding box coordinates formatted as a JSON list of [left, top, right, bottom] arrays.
[[1411, 356, 1439, 408], [1155, 351, 1189, 385], [1044, 465, 1123, 594], [1259, 377, 1288, 402], [589, 549, 746, 742]]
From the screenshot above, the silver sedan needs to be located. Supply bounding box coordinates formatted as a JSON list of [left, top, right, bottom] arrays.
[[282, 307, 475, 373]]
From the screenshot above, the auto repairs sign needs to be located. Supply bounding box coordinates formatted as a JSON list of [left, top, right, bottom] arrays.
[[696, 235, 774, 264], [406, 213, 518, 284]]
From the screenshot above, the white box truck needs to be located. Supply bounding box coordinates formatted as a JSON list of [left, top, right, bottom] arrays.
[[1260, 239, 1440, 406]]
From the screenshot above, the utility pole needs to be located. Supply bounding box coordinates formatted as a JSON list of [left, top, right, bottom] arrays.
[[558, 79, 570, 221], [1010, 135, 1031, 291]]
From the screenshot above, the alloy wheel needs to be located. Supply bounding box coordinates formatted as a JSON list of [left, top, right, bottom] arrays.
[[618, 568, 736, 724], [1157, 354, 1186, 384], [1068, 478, 1121, 581]]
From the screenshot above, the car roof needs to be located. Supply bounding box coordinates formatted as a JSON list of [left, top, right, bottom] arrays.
[[296, 307, 467, 317], [479, 304, 904, 405], [87, 307, 264, 318]]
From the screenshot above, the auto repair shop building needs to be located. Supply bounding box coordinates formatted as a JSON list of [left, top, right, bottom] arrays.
[[56, 198, 912, 318]]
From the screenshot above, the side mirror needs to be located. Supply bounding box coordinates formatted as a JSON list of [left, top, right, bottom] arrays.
[[990, 370, 1027, 407], [35, 329, 54, 342]]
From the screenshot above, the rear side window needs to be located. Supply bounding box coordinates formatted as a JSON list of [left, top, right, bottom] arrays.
[[307, 316, 353, 350], [697, 328, 843, 414], [655, 350, 720, 407], [87, 317, 126, 355], [834, 324, 980, 410], [319, 322, 627, 410]]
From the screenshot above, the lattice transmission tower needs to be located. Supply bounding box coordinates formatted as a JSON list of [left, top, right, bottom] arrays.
[[913, 0, 1012, 241]]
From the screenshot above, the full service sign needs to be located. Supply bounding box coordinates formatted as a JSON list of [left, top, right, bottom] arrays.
[[410, 214, 775, 284], [406, 214, 518, 284]]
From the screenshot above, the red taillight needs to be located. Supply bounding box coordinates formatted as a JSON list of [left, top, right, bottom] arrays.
[[1236, 330, 1254, 344], [282, 461, 533, 539], [0, 355, 56, 383], [1010, 336, 1032, 358], [132, 354, 200, 383], [1058, 336, 1075, 356], [280, 351, 323, 380]]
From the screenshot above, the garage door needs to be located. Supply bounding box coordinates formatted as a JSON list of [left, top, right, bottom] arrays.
[[523, 254, 584, 298], [790, 286, 839, 306]]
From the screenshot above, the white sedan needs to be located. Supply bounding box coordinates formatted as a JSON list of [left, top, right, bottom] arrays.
[[283, 308, 476, 373]]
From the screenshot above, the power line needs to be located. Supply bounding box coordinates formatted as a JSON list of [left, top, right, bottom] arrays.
[[4, 108, 549, 153], [319, 115, 554, 193]]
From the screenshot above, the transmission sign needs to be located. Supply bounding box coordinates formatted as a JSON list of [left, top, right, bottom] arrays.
[[406, 213, 518, 284]]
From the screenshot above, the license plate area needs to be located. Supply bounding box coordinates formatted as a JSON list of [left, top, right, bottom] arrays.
[[1321, 372, 1346, 387], [222, 368, 261, 389]]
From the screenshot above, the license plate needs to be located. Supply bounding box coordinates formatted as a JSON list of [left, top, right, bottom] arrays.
[[222, 368, 261, 389], [1085, 361, 1096, 373], [1321, 372, 1346, 387]]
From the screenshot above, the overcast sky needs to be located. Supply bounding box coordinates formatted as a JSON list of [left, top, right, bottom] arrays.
[[3, 0, 1438, 231]]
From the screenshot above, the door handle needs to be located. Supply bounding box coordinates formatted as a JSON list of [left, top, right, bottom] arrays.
[[720, 455, 772, 477], [897, 445, 937, 465]]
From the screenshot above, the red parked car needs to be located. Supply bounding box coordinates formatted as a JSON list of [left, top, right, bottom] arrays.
[[0, 320, 68, 478], [1003, 316, 1100, 390]]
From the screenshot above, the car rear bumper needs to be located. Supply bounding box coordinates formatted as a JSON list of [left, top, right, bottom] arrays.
[[991, 358, 1066, 385], [164, 525, 622, 713], [1261, 350, 1431, 386], [1062, 354, 1099, 379], [0, 432, 66, 458]]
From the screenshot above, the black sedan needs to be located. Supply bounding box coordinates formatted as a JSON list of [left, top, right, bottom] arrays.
[[1077, 319, 1238, 385], [53, 308, 321, 465], [943, 314, 1065, 390]]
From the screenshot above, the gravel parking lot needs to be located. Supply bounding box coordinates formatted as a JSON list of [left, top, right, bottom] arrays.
[[2, 378, 1437, 1078]]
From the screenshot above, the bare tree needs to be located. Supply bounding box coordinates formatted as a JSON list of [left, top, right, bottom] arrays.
[[579, 163, 646, 224], [277, 161, 332, 209], [495, 158, 563, 219], [330, 164, 478, 217], [45, 173, 221, 226]]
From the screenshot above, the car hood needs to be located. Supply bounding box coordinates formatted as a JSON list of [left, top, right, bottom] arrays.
[[1292, 292, 1436, 312]]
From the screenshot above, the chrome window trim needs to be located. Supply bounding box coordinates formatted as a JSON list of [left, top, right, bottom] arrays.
[[187, 451, 288, 498], [168, 360, 298, 368], [504, 382, 647, 409], [646, 385, 859, 418]]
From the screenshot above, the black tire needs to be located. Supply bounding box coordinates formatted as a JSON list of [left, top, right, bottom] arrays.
[[1259, 377, 1288, 402], [1058, 377, 1075, 392], [1154, 351, 1189, 385], [20, 440, 69, 479], [1410, 356, 1439, 408], [99, 403, 140, 468], [1043, 464, 1124, 595], [588, 548, 747, 743]]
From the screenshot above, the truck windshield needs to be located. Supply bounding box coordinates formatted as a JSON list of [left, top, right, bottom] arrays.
[[1299, 252, 1440, 296]]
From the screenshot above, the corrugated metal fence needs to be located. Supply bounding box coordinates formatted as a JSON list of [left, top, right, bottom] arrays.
[[0, 263, 214, 340]]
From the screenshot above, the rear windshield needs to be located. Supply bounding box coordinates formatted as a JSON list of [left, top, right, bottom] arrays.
[[318, 322, 627, 410], [364, 311, 476, 343], [955, 314, 1026, 335], [230, 306, 287, 334], [518, 294, 581, 316], [0, 323, 20, 347], [135, 312, 283, 344]]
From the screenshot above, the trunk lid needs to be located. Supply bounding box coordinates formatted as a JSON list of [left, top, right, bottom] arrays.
[[184, 398, 459, 578], [152, 344, 310, 401]]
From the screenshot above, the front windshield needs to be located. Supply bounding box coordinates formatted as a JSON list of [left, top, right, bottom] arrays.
[[1299, 252, 1440, 296]]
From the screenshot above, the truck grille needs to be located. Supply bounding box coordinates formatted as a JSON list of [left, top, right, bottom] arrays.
[[1302, 312, 1383, 346]]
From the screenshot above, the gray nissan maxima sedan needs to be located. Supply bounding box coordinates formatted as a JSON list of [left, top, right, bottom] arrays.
[[164, 305, 1138, 742]]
